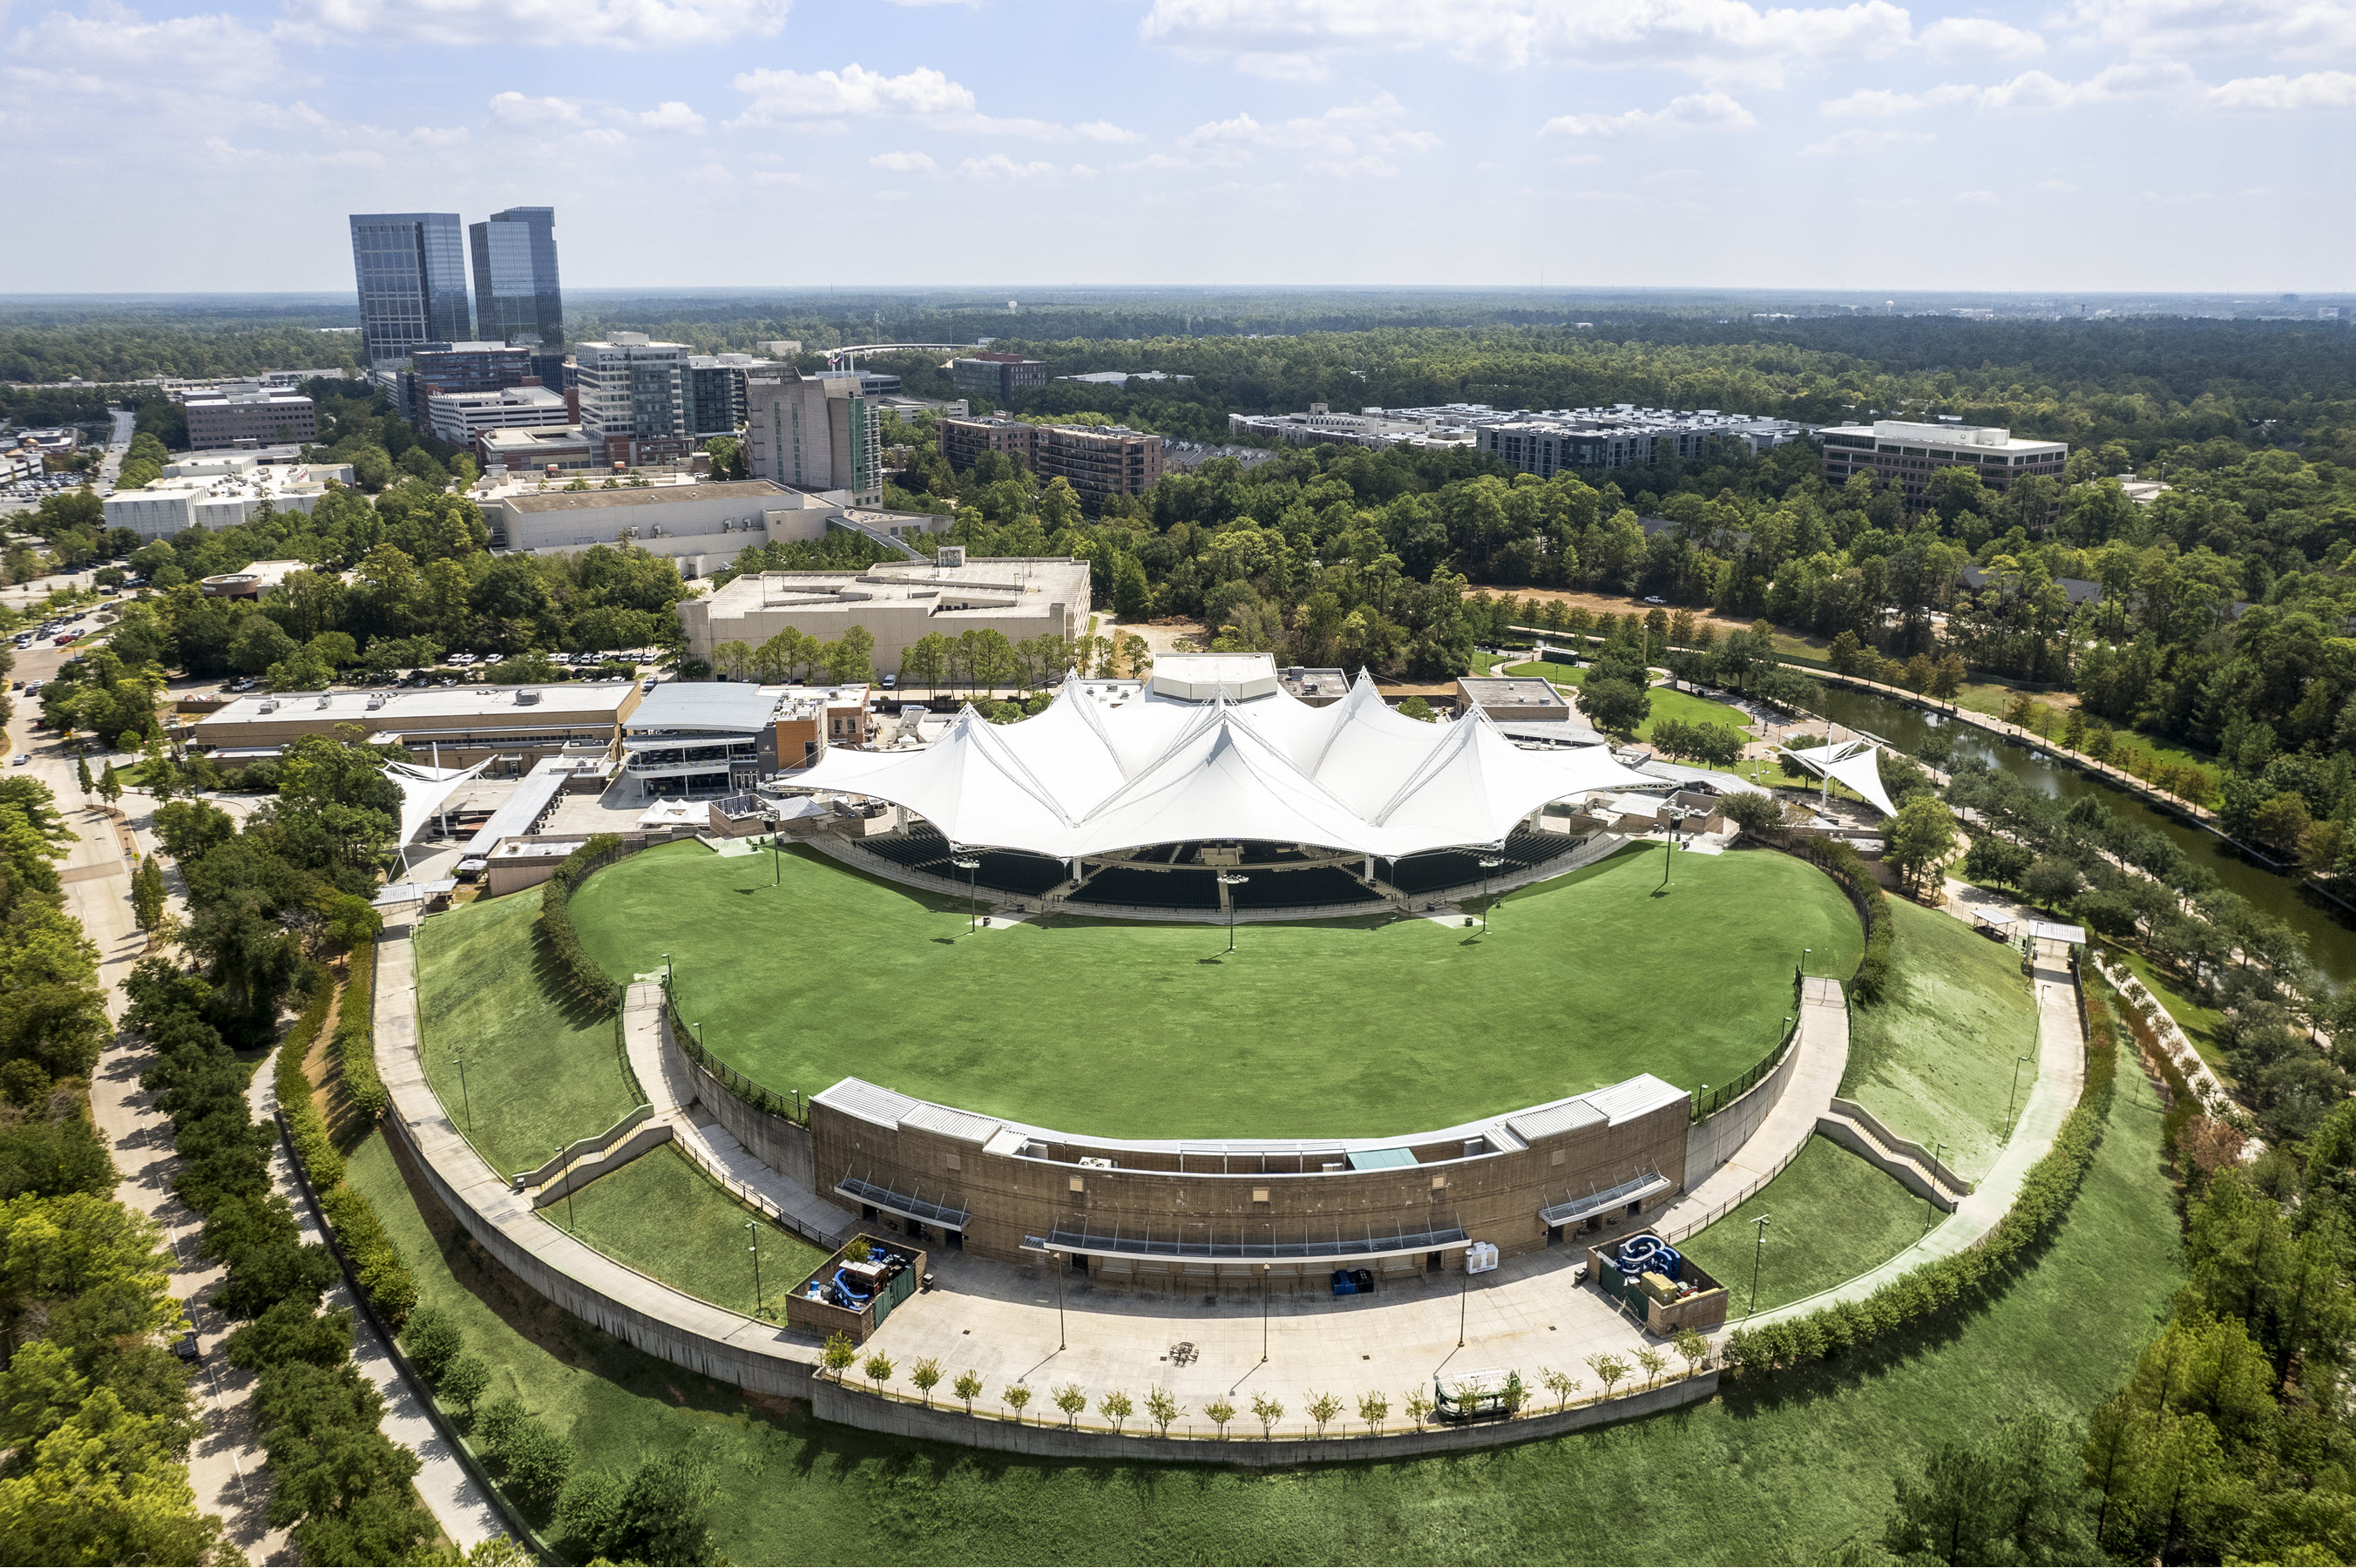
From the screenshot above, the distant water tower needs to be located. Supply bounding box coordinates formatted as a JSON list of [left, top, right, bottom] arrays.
[[1007, 300, 1019, 312]]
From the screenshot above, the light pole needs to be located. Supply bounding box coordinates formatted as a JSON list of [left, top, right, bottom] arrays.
[[1260, 1260, 1270, 1363], [1924, 1141, 1946, 1231], [662, 952, 673, 996], [1748, 1213, 1770, 1316], [1479, 855, 1504, 930], [2004, 1052, 2034, 1138], [450, 1051, 472, 1135], [952, 856, 980, 932], [561, 1147, 576, 1233], [1659, 812, 1682, 890], [746, 1220, 765, 1318], [767, 815, 780, 885], [1219, 873, 1249, 953], [1458, 1257, 1469, 1348], [1053, 1249, 1066, 1350]]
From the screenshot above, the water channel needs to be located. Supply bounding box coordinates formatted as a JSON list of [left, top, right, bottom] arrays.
[[1811, 685, 2356, 988]]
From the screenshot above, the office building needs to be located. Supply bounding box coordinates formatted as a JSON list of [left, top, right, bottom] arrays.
[[424, 385, 572, 449], [575, 335, 693, 467], [949, 352, 1049, 402], [678, 555, 1092, 674], [1817, 419, 2068, 505], [103, 453, 355, 539], [190, 681, 643, 769], [937, 415, 1164, 504], [412, 341, 538, 399], [683, 354, 778, 440], [742, 368, 883, 506], [468, 206, 563, 348], [348, 213, 472, 365], [481, 473, 946, 566], [619, 681, 873, 798], [1478, 407, 1806, 476], [183, 391, 318, 450], [477, 424, 595, 476]]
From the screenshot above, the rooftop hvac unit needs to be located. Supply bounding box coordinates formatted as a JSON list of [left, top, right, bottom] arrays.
[[366, 693, 387, 710], [258, 699, 278, 713], [315, 695, 331, 708], [515, 690, 543, 705]]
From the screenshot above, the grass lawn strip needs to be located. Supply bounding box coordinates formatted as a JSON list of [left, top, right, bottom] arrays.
[[342, 994, 2177, 1565], [1841, 895, 2038, 1180], [1677, 1134, 1933, 1315], [416, 889, 640, 1178], [556, 1142, 830, 1320], [1500, 660, 1753, 743], [570, 841, 1860, 1140]]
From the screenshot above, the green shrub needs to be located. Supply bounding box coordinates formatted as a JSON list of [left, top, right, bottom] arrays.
[[540, 834, 626, 1015], [401, 1306, 463, 1383], [335, 940, 389, 1119]]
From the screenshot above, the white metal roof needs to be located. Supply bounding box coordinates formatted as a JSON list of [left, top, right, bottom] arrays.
[[788, 670, 1652, 860], [1578, 1074, 1690, 1127]]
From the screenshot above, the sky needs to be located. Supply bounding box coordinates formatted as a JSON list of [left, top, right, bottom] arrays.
[[2, 0, 2350, 294]]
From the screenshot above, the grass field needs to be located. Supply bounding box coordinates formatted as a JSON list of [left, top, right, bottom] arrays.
[[1676, 1135, 1933, 1315], [557, 1144, 829, 1319], [416, 889, 641, 1177], [568, 841, 1859, 1139], [1841, 896, 2038, 1180], [1498, 662, 1752, 742], [345, 1017, 2176, 1565]]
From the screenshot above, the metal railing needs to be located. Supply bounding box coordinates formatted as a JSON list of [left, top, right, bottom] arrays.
[[665, 983, 809, 1125], [1689, 968, 1806, 1122]]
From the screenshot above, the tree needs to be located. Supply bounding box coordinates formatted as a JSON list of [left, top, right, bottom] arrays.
[[1724, 790, 1785, 840], [1673, 1327, 1709, 1377], [829, 624, 875, 684], [1404, 1388, 1434, 1430], [1540, 1368, 1581, 1410], [1112, 555, 1153, 620], [901, 632, 950, 693], [97, 763, 122, 806], [438, 1354, 491, 1418], [1204, 1397, 1236, 1438], [1578, 676, 1651, 740], [1144, 1385, 1182, 1436], [910, 1356, 941, 1407], [73, 755, 91, 797], [1930, 654, 1967, 701], [1097, 1389, 1134, 1434], [500, 1421, 572, 1516], [1885, 795, 1958, 895], [712, 640, 754, 681], [1962, 833, 2033, 891], [130, 855, 166, 931], [1585, 1353, 1629, 1401], [1002, 1381, 1032, 1424], [1053, 1382, 1087, 1429], [1249, 1391, 1284, 1439], [1396, 695, 1435, 722], [603, 1452, 717, 1567], [1355, 1389, 1389, 1434], [822, 1333, 856, 1382], [861, 1350, 894, 1396], [952, 1369, 982, 1415], [1635, 1347, 1668, 1389], [1306, 1390, 1344, 1436]]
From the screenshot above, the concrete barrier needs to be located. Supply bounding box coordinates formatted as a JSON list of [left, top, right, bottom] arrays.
[[510, 1104, 655, 1190], [1683, 1023, 1807, 1182], [813, 1369, 1717, 1464], [526, 1121, 674, 1209], [1828, 1097, 1973, 1194]]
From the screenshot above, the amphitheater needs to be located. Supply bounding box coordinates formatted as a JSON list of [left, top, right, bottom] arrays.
[[373, 653, 2089, 1460]]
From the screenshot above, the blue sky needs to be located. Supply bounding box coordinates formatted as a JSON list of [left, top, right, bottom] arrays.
[[3, 0, 2349, 293]]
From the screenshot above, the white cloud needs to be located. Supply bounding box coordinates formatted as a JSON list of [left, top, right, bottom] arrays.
[[1141, 0, 1913, 87], [958, 153, 1056, 179], [6, 6, 289, 95], [869, 149, 938, 172], [1919, 17, 2042, 58], [490, 91, 588, 125], [2036, 177, 2080, 191], [1179, 92, 1439, 176], [1825, 62, 2353, 117], [728, 62, 1134, 140], [1798, 125, 1934, 152], [279, 0, 788, 49], [1953, 187, 1999, 201], [410, 125, 471, 145], [2204, 71, 2356, 110], [2053, 0, 2356, 60], [623, 100, 706, 132], [1540, 91, 1755, 137]]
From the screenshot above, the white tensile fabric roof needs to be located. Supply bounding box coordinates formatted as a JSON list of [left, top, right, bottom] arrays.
[[1779, 738, 1899, 818], [790, 671, 1653, 859], [386, 759, 491, 848]]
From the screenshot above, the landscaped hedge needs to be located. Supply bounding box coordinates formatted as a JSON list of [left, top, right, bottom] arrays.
[[272, 949, 417, 1327], [541, 833, 626, 1016], [1795, 835, 1894, 1001], [335, 939, 388, 1119], [1720, 974, 2118, 1379]]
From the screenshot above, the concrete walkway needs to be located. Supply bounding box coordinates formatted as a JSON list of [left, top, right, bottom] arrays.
[[250, 1050, 504, 1549], [1657, 975, 1849, 1241], [1727, 950, 2087, 1329]]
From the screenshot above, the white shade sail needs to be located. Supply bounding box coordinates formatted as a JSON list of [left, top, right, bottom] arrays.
[[1778, 738, 1899, 817], [386, 759, 491, 848], [789, 670, 1654, 860]]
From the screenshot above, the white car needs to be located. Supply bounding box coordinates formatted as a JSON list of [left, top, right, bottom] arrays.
[[10, 754, 28, 767]]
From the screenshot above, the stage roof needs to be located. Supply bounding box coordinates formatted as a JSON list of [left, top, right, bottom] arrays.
[[789, 670, 1651, 860]]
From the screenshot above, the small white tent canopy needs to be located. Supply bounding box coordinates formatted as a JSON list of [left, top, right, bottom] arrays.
[[386, 759, 491, 848], [1777, 738, 1899, 818]]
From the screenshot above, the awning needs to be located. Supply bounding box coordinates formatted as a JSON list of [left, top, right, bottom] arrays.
[[1778, 738, 1899, 817], [1538, 1171, 1673, 1227], [1023, 1219, 1467, 1265], [835, 1174, 971, 1231]]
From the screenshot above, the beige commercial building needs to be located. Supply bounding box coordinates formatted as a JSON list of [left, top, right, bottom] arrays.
[[189, 681, 644, 770], [938, 415, 1164, 504], [1818, 419, 2068, 508], [185, 390, 318, 449], [1454, 676, 1573, 723], [744, 368, 884, 507], [677, 557, 1092, 673], [482, 476, 951, 571]]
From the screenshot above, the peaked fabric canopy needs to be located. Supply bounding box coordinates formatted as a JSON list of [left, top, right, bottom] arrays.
[[387, 759, 491, 848], [791, 670, 1652, 860], [1778, 738, 1899, 817]]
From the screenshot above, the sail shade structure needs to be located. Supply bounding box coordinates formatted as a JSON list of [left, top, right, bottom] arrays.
[[387, 758, 491, 848], [789, 670, 1653, 860], [1777, 738, 1899, 818]]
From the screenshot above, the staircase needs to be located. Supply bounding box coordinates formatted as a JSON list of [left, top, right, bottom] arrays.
[[1816, 1097, 1973, 1212]]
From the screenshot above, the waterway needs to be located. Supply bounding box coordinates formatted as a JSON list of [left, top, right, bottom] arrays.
[[1812, 685, 2356, 988]]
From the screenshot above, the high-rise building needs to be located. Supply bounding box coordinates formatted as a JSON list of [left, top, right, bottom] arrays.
[[348, 213, 472, 366], [468, 206, 564, 349], [950, 352, 1049, 402], [683, 354, 778, 441], [574, 335, 693, 467], [742, 368, 882, 506]]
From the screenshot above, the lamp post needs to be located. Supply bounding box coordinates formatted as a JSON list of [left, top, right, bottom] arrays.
[[450, 1051, 472, 1136], [1479, 855, 1504, 930], [1053, 1249, 1066, 1350], [1924, 1141, 1946, 1231], [746, 1220, 764, 1318], [661, 953, 672, 996], [560, 1146, 577, 1233], [1261, 1259, 1270, 1363], [1459, 1256, 1469, 1348], [1219, 873, 1249, 953], [1748, 1213, 1770, 1317], [952, 856, 980, 932], [2004, 1052, 2034, 1138], [766, 814, 780, 885]]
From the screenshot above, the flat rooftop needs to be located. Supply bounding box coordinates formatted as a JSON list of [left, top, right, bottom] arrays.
[[625, 681, 871, 733], [499, 479, 787, 513], [193, 682, 640, 730], [1459, 677, 1567, 709], [705, 557, 1090, 612]]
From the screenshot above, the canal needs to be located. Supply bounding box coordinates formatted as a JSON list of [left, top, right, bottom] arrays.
[[1812, 685, 2356, 987]]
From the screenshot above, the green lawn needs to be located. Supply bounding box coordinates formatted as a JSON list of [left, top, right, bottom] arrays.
[[1499, 662, 1752, 743], [1842, 896, 2039, 1180], [1677, 1135, 1933, 1315], [344, 1015, 2177, 1565], [570, 841, 1859, 1140], [416, 889, 641, 1178], [556, 1144, 829, 1319]]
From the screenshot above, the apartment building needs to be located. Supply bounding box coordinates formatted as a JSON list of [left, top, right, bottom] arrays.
[[1229, 402, 1500, 450], [1479, 407, 1806, 476], [936, 415, 1165, 504], [183, 391, 318, 450], [949, 352, 1049, 402], [741, 368, 883, 506], [1818, 419, 2068, 505], [575, 335, 694, 467]]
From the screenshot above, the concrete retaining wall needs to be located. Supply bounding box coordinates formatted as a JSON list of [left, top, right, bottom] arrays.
[[1684, 1026, 1805, 1181], [812, 1369, 1717, 1464], [672, 1042, 818, 1193], [1829, 1097, 1973, 1193], [511, 1104, 655, 1189], [526, 1121, 674, 1208]]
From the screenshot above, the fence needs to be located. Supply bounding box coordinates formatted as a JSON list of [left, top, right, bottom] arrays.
[[1689, 967, 1805, 1121], [666, 984, 809, 1125]]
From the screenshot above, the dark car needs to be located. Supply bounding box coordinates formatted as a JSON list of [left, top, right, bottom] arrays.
[[171, 1329, 203, 1365]]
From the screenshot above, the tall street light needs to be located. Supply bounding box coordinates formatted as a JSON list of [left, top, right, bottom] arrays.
[[1748, 1213, 1770, 1316], [766, 814, 781, 886], [450, 1051, 472, 1136], [661, 953, 673, 995], [1219, 873, 1249, 953], [745, 1219, 765, 1319], [1923, 1142, 1946, 1232], [2004, 1051, 2035, 1138], [952, 856, 980, 932], [1479, 855, 1504, 931]]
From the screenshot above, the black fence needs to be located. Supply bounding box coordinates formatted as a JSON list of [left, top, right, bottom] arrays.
[[665, 983, 809, 1125], [1689, 967, 1806, 1122]]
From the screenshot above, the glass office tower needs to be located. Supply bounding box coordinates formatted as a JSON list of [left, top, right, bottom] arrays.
[[469, 206, 564, 349], [349, 213, 472, 366]]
